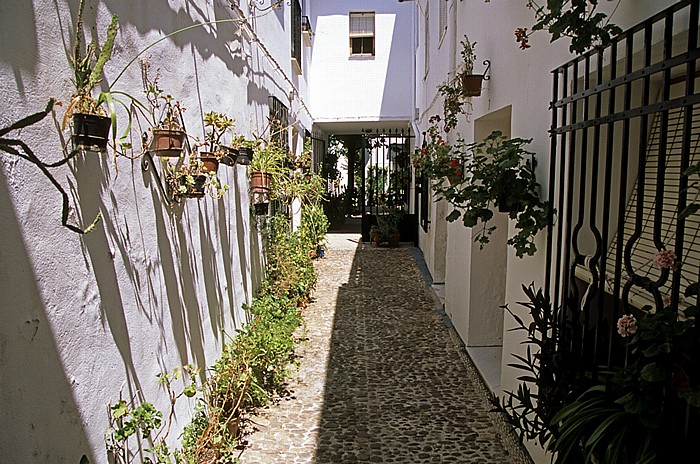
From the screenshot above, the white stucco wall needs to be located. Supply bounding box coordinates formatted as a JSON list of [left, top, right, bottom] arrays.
[[412, 0, 681, 462], [0, 1, 311, 462], [309, 0, 414, 125]]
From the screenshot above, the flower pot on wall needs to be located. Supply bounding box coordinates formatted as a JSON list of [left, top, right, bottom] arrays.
[[219, 146, 238, 166], [179, 175, 206, 198], [150, 129, 186, 157], [199, 152, 219, 174], [236, 147, 252, 165], [254, 201, 269, 215], [251, 171, 272, 195], [461, 74, 484, 97], [72, 113, 111, 150]]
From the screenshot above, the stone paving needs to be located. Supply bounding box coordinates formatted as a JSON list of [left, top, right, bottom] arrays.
[[238, 235, 533, 464]]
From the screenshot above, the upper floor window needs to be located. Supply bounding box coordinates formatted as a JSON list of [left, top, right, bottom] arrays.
[[291, 0, 302, 72], [349, 12, 375, 57]]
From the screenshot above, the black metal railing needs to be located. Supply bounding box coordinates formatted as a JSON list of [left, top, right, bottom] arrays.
[[291, 0, 302, 68], [268, 96, 289, 151], [546, 0, 699, 448]]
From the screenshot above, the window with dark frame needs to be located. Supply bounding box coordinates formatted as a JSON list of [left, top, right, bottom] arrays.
[[268, 96, 289, 151], [349, 12, 375, 57], [291, 0, 302, 71]]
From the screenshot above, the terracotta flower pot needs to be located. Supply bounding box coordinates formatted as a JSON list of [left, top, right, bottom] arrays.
[[72, 113, 111, 151], [251, 171, 273, 195], [150, 129, 186, 157], [199, 152, 219, 174]]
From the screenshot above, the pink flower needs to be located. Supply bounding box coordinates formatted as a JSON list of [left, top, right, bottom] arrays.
[[653, 250, 679, 271], [617, 314, 637, 337]]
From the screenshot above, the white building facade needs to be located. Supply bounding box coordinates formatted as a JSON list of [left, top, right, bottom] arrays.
[[0, 0, 313, 461]]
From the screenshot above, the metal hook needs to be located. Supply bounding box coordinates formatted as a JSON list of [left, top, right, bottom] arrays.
[[482, 60, 491, 81], [142, 151, 174, 207]]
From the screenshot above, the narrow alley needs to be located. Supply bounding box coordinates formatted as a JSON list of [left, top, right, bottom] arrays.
[[239, 233, 532, 464]]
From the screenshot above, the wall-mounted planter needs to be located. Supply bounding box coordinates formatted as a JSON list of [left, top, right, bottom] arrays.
[[72, 113, 111, 151], [254, 201, 269, 215], [179, 174, 206, 198], [237, 147, 252, 165], [251, 171, 272, 195], [199, 152, 220, 174], [461, 74, 485, 97], [150, 129, 186, 157], [219, 146, 238, 166]]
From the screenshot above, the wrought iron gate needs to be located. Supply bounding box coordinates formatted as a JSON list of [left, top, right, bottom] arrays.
[[546, 0, 699, 453], [360, 130, 417, 243]]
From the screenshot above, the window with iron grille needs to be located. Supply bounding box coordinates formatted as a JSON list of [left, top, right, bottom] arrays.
[[349, 12, 375, 57], [423, 6, 430, 79], [547, 0, 700, 381], [268, 96, 288, 151], [291, 0, 302, 71]]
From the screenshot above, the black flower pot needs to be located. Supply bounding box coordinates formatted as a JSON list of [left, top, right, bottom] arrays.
[[179, 175, 206, 198], [254, 201, 269, 215], [72, 113, 111, 151], [219, 146, 239, 166], [237, 147, 252, 165]]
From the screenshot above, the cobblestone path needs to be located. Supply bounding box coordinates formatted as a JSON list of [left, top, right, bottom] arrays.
[[239, 236, 531, 464]]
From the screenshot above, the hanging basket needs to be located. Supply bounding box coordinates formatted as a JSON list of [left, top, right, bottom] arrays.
[[254, 201, 269, 215], [219, 146, 238, 166], [179, 174, 207, 198], [72, 113, 111, 151], [251, 171, 273, 195], [150, 129, 186, 157], [199, 152, 220, 174], [236, 147, 253, 166], [461, 74, 484, 97]]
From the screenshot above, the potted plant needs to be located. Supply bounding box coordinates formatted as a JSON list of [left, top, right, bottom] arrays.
[[426, 130, 550, 258], [249, 141, 286, 198], [369, 211, 402, 248], [141, 61, 187, 158], [168, 156, 228, 200], [200, 111, 236, 174], [63, 0, 119, 151], [438, 36, 486, 132]]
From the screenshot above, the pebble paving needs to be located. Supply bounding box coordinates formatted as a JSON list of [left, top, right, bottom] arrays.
[[239, 235, 533, 464]]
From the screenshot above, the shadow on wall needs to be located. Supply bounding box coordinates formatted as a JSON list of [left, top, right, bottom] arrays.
[[0, 169, 94, 462]]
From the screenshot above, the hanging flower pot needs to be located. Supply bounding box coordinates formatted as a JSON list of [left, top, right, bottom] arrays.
[[254, 201, 269, 215], [199, 152, 219, 174], [219, 146, 238, 166], [237, 146, 252, 165], [461, 74, 484, 97], [72, 113, 111, 151], [251, 171, 273, 195], [179, 174, 207, 198], [150, 129, 186, 157]]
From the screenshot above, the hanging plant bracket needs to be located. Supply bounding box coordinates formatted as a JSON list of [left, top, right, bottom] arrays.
[[482, 60, 491, 81]]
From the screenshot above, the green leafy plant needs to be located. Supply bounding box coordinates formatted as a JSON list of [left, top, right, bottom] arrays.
[[105, 365, 199, 464], [515, 0, 623, 54], [140, 60, 184, 132], [167, 156, 228, 200], [203, 111, 236, 152], [438, 35, 480, 132], [250, 141, 287, 175], [63, 0, 119, 120], [424, 128, 551, 258]]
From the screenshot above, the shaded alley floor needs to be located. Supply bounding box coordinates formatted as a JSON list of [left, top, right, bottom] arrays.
[[239, 233, 532, 464]]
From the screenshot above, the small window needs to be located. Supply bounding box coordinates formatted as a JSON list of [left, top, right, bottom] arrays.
[[349, 12, 375, 57]]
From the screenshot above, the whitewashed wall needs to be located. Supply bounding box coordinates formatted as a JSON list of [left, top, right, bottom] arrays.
[[308, 0, 414, 126], [0, 0, 311, 462], [412, 0, 679, 462]]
